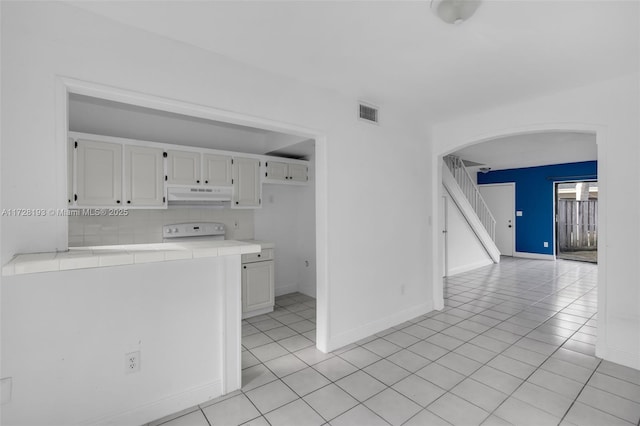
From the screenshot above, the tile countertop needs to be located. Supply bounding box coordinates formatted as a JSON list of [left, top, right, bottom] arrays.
[[239, 240, 275, 250], [2, 240, 261, 276]]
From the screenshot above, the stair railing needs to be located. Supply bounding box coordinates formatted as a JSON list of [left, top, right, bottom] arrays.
[[444, 155, 496, 241]]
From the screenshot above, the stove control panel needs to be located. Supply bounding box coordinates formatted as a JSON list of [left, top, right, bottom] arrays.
[[162, 222, 226, 239]]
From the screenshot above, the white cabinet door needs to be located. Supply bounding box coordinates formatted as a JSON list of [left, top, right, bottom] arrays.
[[203, 153, 232, 186], [76, 139, 122, 206], [265, 161, 288, 181], [232, 157, 261, 208], [124, 145, 165, 207], [68, 137, 74, 205], [288, 163, 308, 182], [166, 150, 200, 185], [242, 261, 275, 313]]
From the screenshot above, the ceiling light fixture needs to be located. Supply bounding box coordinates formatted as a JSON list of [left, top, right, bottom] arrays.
[[431, 0, 481, 25]]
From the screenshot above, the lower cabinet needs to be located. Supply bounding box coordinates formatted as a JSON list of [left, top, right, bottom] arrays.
[[241, 248, 274, 319]]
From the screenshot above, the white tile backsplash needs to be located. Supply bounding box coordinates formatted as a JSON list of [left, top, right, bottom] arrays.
[[68, 208, 254, 247]]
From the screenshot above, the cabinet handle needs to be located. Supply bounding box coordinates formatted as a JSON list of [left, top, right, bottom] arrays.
[[235, 201, 239, 205], [205, 180, 208, 184], [127, 200, 131, 204], [196, 180, 200, 184], [257, 254, 261, 258], [243, 265, 247, 269], [116, 200, 120, 204]]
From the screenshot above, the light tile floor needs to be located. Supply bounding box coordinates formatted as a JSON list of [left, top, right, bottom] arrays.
[[148, 257, 640, 426]]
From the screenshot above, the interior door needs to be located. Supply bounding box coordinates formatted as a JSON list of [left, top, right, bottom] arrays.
[[479, 183, 515, 256]]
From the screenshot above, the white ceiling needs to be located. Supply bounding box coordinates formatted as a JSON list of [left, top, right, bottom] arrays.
[[68, 1, 639, 121], [453, 131, 597, 171], [69, 94, 312, 158]]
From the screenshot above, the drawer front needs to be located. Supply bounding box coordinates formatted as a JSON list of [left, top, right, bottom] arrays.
[[242, 248, 274, 263]]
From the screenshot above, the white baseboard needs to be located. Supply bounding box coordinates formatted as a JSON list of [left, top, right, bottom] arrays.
[[92, 380, 223, 426], [447, 258, 494, 276], [297, 284, 316, 299], [514, 251, 555, 261], [325, 302, 434, 352], [275, 283, 299, 297]]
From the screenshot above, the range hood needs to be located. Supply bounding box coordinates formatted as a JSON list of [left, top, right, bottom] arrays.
[[167, 186, 232, 206]]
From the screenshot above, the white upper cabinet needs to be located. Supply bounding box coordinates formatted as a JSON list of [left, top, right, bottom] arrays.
[[232, 157, 261, 208], [265, 160, 308, 184], [75, 139, 122, 206], [166, 150, 200, 185], [124, 145, 165, 207], [288, 163, 309, 182], [202, 153, 232, 186]]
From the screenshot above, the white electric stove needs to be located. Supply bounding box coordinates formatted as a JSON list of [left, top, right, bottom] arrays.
[[162, 222, 226, 242]]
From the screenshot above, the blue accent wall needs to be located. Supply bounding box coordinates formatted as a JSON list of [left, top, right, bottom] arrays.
[[477, 161, 597, 256]]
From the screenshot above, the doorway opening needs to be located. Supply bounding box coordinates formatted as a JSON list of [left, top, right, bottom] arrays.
[[555, 181, 598, 263]]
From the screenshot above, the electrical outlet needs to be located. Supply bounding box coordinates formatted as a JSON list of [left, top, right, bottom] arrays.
[[125, 351, 140, 374], [543, 242, 549, 248], [234, 220, 239, 229]]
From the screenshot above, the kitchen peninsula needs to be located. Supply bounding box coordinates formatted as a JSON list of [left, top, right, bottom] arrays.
[[1, 239, 260, 425]]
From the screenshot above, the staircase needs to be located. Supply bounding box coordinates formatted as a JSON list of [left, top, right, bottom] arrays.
[[443, 155, 501, 263]]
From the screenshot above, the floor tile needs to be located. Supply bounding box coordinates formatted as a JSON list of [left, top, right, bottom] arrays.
[[470, 335, 511, 353], [294, 346, 335, 365], [277, 334, 314, 352], [242, 350, 261, 369], [451, 378, 509, 412], [282, 367, 331, 397], [150, 407, 203, 426], [304, 384, 358, 421], [403, 409, 453, 426], [242, 364, 278, 391], [470, 365, 523, 395], [436, 351, 483, 376], [577, 385, 640, 423], [481, 414, 514, 426], [540, 357, 594, 383], [425, 333, 465, 351], [511, 381, 573, 418], [487, 354, 536, 380], [245, 380, 299, 414], [253, 318, 285, 332], [240, 415, 270, 426], [403, 324, 436, 339], [383, 330, 420, 348], [335, 370, 386, 402], [264, 399, 325, 426], [563, 401, 634, 426], [416, 362, 465, 390], [263, 326, 299, 341], [392, 374, 446, 406], [407, 340, 449, 361], [243, 332, 274, 349], [501, 345, 547, 367], [587, 372, 640, 403], [201, 393, 261, 426], [338, 346, 381, 369], [251, 342, 290, 363], [288, 320, 316, 333], [329, 404, 389, 426], [493, 396, 561, 426], [157, 410, 209, 426], [313, 356, 358, 381], [386, 349, 430, 372], [364, 388, 422, 425], [453, 342, 497, 364], [597, 360, 640, 386], [428, 392, 490, 426], [264, 353, 308, 378], [362, 338, 402, 357], [363, 359, 411, 386], [526, 368, 584, 399]]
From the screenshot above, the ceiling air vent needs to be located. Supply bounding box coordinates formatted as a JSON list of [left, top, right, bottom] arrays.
[[359, 102, 379, 124]]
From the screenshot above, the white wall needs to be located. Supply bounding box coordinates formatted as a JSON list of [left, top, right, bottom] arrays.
[[69, 208, 255, 246], [1, 3, 433, 421], [254, 154, 316, 298], [1, 258, 235, 426], [443, 188, 493, 276], [432, 73, 640, 370]]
